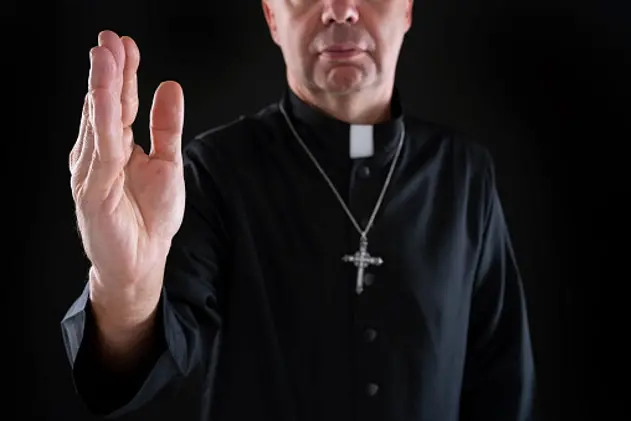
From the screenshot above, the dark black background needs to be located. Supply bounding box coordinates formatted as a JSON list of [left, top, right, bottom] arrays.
[[12, 0, 630, 420]]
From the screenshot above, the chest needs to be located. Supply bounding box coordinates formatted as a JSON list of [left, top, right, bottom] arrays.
[[224, 142, 483, 323]]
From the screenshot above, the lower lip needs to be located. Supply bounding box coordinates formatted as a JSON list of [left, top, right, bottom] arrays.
[[319, 50, 365, 60]]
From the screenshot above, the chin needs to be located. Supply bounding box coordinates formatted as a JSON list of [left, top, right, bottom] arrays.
[[317, 64, 374, 94]]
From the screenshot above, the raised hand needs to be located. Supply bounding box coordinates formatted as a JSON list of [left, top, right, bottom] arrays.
[[69, 30, 185, 328]]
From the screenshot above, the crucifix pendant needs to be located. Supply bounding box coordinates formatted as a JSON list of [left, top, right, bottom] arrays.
[[342, 235, 383, 294]]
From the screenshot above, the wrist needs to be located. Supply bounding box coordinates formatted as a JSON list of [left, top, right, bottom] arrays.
[[88, 265, 163, 332]]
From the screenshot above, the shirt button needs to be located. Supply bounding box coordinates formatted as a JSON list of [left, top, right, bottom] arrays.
[[358, 165, 371, 178], [366, 383, 379, 396], [363, 273, 374, 287], [364, 328, 378, 342]]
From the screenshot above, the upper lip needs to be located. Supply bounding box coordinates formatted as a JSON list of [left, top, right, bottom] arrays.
[[321, 43, 363, 53]]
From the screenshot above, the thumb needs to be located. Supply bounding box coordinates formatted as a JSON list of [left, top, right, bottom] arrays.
[[149, 81, 184, 163]]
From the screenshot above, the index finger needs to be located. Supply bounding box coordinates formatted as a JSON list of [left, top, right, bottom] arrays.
[[89, 46, 125, 166]]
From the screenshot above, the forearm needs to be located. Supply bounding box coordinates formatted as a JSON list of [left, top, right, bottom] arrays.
[[460, 159, 536, 420], [72, 295, 166, 416], [88, 264, 165, 370], [91, 303, 160, 374], [459, 316, 536, 421]]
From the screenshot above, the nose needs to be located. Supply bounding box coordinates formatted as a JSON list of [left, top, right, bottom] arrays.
[[321, 0, 359, 25]]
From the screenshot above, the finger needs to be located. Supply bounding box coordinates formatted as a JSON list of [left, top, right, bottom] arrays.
[[71, 95, 97, 202], [69, 93, 89, 173], [96, 30, 126, 96], [120, 36, 140, 128], [89, 47, 125, 170], [149, 81, 184, 163], [76, 95, 96, 182]]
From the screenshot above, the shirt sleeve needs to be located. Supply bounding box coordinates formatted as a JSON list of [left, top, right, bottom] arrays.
[[459, 156, 537, 421], [60, 139, 228, 418]]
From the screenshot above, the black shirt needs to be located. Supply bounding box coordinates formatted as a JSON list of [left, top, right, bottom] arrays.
[[61, 86, 536, 420]]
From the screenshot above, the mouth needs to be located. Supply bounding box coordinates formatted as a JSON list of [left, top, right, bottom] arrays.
[[319, 45, 366, 60]]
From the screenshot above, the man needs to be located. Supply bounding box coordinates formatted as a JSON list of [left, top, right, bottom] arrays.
[[62, 0, 536, 420]]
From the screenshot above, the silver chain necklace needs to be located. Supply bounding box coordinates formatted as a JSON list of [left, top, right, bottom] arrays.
[[278, 102, 406, 294]]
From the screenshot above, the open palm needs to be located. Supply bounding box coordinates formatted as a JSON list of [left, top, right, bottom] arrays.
[[69, 31, 185, 288]]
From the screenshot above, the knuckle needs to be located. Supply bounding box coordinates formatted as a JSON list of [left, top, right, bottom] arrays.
[[121, 95, 139, 106], [74, 185, 87, 206], [82, 102, 90, 119], [85, 122, 94, 139], [95, 154, 127, 168], [73, 183, 93, 210], [68, 149, 76, 170]]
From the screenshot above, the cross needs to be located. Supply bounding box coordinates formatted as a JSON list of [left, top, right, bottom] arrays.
[[342, 235, 383, 294]]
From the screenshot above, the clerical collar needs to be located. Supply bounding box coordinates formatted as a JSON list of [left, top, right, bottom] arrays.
[[278, 86, 405, 169]]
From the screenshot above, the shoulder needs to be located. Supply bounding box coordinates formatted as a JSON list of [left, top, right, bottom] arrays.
[[182, 101, 282, 167], [402, 115, 499, 225], [403, 114, 496, 182]]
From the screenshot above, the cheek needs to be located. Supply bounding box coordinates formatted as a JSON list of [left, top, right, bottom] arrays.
[[282, 28, 313, 63], [375, 24, 404, 57], [281, 34, 306, 65]]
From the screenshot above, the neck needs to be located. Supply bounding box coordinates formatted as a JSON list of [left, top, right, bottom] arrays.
[[289, 79, 393, 125]]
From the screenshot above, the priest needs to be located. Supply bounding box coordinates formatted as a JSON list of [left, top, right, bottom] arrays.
[[62, 0, 536, 420]]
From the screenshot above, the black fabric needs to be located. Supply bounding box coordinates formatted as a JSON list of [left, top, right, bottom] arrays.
[[71, 299, 166, 415], [61, 85, 536, 420]]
